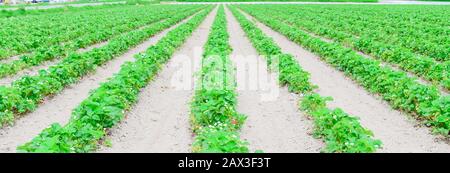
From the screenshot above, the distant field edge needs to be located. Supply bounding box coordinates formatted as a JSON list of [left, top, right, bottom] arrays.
[[418, 0, 450, 2], [169, 0, 379, 2]]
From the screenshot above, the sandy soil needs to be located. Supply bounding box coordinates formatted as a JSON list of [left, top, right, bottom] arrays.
[[0, 58, 61, 86], [0, 41, 113, 86], [76, 42, 109, 53], [97, 8, 218, 153], [353, 50, 449, 95], [0, 54, 23, 64], [0, 37, 110, 80], [0, 14, 197, 153], [286, 22, 448, 95], [76, 22, 159, 54], [0, 18, 161, 66], [0, 20, 163, 87], [240, 10, 450, 153], [225, 7, 323, 153]]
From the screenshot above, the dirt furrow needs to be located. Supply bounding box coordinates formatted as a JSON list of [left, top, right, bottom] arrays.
[[97, 8, 218, 153], [0, 20, 165, 86], [76, 42, 109, 53], [225, 7, 323, 153], [284, 22, 448, 95], [0, 14, 197, 153], [240, 9, 450, 153], [0, 58, 60, 86], [0, 54, 23, 64]]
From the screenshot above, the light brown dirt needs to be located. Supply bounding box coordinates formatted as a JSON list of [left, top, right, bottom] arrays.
[[0, 14, 197, 153], [0, 54, 23, 64], [225, 7, 323, 153], [284, 21, 448, 95], [0, 20, 167, 87], [97, 9, 217, 153], [240, 9, 450, 153]]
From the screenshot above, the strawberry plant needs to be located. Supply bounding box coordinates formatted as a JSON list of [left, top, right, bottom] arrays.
[[0, 5, 206, 127], [18, 6, 213, 153], [230, 6, 381, 153], [0, 5, 198, 78], [190, 6, 249, 153], [260, 5, 450, 90], [237, 4, 450, 137]]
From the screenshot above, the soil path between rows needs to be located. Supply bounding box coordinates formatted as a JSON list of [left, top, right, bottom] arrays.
[[0, 20, 160, 86], [225, 7, 323, 153], [0, 54, 23, 64], [169, 1, 450, 5], [279, 19, 448, 95], [239, 9, 450, 153], [97, 8, 218, 153], [0, 13, 198, 153]]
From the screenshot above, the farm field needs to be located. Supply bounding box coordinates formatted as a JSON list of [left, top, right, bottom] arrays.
[[0, 3, 449, 153], [0, 0, 127, 10], [174, 0, 379, 2]]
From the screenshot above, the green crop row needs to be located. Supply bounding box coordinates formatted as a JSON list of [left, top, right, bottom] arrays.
[[238, 5, 450, 136], [190, 6, 249, 153], [298, 5, 447, 45], [263, 5, 449, 62], [229, 6, 381, 153], [0, 6, 204, 127], [254, 5, 450, 90], [17, 6, 212, 153], [0, 5, 140, 59], [0, 6, 194, 78], [175, 0, 378, 2]]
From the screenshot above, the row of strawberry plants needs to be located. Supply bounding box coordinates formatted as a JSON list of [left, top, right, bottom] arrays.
[[238, 6, 450, 136], [285, 5, 449, 61], [287, 5, 449, 48], [252, 5, 448, 62], [0, 5, 135, 58], [17, 5, 214, 153], [0, 5, 182, 60], [0, 5, 180, 59], [265, 5, 448, 56], [175, 0, 379, 2], [190, 6, 249, 153], [259, 6, 450, 90], [0, 6, 205, 127], [0, 6, 194, 78], [317, 11, 448, 62], [0, 3, 126, 18], [229, 6, 381, 153]]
